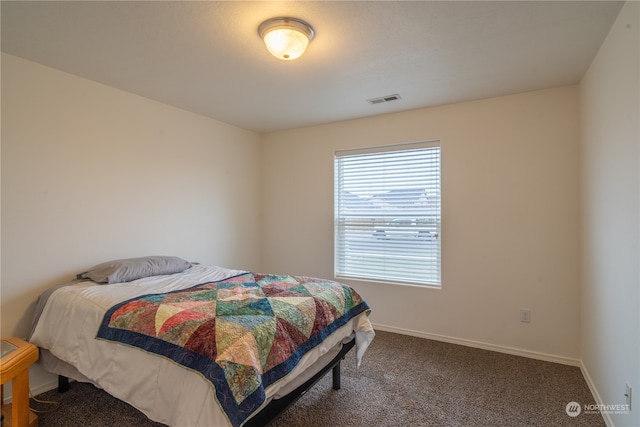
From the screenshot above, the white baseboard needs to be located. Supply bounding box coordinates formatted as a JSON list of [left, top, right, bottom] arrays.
[[580, 363, 614, 427], [1, 379, 58, 405], [372, 322, 582, 367], [31, 378, 59, 397]]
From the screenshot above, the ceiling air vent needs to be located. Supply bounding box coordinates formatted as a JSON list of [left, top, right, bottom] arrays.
[[367, 94, 402, 105]]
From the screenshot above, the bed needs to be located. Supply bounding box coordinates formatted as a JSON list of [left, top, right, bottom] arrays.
[[29, 256, 374, 427]]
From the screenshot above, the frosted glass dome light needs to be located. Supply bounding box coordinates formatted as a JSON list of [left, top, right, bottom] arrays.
[[259, 17, 315, 61]]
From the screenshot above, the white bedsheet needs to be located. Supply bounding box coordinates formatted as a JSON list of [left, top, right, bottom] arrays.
[[30, 264, 374, 426]]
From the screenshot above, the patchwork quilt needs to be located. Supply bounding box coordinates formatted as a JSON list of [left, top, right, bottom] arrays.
[[97, 272, 370, 426]]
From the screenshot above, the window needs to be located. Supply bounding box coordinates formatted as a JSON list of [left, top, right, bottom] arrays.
[[334, 141, 441, 287]]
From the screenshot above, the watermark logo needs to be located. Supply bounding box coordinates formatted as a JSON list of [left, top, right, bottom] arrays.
[[565, 401, 581, 417], [565, 401, 630, 417], [583, 403, 630, 415]]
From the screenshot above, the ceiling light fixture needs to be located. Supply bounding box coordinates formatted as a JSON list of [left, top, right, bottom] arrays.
[[258, 17, 315, 61]]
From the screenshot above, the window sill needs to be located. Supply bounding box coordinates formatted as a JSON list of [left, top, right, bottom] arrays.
[[335, 274, 441, 290]]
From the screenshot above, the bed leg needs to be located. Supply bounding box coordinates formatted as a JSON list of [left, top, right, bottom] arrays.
[[58, 375, 69, 393], [332, 361, 341, 390]]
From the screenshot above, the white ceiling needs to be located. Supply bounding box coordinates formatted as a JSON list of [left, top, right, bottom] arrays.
[[1, 1, 624, 133]]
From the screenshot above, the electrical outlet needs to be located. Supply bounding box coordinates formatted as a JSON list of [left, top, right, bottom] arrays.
[[520, 308, 531, 323], [625, 382, 632, 410]]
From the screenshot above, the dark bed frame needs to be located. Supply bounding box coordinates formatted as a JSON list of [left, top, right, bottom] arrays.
[[57, 337, 355, 426]]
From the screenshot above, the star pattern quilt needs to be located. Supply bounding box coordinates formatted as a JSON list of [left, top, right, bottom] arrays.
[[97, 272, 370, 426]]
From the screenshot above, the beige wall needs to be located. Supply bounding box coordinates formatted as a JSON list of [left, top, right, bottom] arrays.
[[1, 53, 262, 341], [262, 86, 581, 361], [579, 2, 639, 426]]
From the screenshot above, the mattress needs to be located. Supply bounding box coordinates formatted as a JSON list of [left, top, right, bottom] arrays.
[[30, 264, 374, 426]]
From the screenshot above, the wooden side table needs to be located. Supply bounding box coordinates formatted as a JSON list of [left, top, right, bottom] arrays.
[[0, 337, 39, 427]]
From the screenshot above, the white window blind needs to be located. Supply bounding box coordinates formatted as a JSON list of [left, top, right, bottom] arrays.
[[334, 141, 441, 286]]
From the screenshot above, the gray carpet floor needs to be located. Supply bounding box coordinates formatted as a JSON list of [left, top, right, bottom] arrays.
[[31, 330, 604, 426]]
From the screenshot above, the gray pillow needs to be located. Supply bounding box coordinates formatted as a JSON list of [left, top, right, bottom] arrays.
[[77, 256, 192, 284]]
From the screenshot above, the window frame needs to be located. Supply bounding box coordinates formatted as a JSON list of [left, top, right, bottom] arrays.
[[334, 140, 442, 288]]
